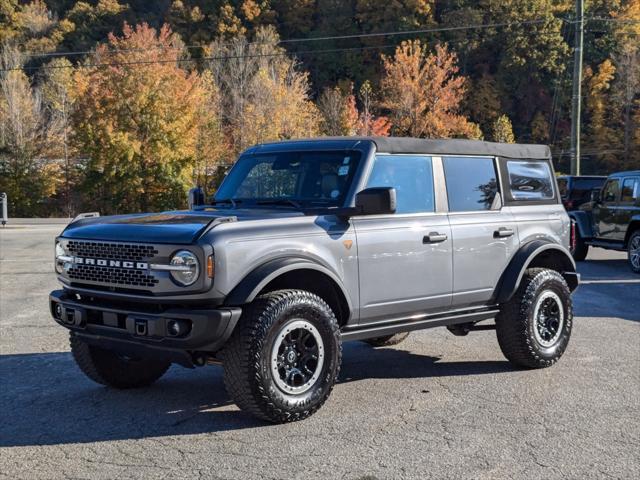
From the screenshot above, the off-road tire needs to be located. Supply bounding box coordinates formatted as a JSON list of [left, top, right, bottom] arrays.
[[70, 332, 170, 388], [223, 290, 341, 423], [364, 332, 410, 347], [627, 230, 640, 274], [571, 227, 589, 261], [496, 268, 573, 369]]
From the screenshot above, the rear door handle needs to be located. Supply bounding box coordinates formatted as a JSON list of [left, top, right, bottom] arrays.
[[423, 232, 448, 244], [494, 227, 515, 238]]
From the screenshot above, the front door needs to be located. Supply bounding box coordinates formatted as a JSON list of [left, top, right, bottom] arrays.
[[353, 154, 452, 325]]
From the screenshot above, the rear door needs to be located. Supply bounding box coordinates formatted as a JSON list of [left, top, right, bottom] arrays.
[[595, 178, 621, 241], [619, 176, 640, 241], [443, 156, 519, 308], [353, 154, 452, 325]]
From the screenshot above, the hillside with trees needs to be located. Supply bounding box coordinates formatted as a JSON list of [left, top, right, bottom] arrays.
[[0, 0, 638, 216]]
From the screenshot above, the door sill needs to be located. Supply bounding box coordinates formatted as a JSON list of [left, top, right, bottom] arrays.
[[341, 307, 499, 341]]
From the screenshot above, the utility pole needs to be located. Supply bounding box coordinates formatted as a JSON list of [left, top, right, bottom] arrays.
[[570, 0, 584, 175]]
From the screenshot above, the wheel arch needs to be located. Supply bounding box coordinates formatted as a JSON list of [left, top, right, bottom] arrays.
[[495, 240, 579, 304], [623, 217, 640, 247], [568, 210, 593, 238], [224, 257, 353, 326]]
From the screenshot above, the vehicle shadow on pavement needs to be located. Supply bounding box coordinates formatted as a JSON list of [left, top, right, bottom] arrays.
[[339, 341, 514, 383], [0, 343, 514, 447]]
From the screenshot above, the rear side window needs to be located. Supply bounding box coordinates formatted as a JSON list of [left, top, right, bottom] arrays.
[[506, 160, 554, 201], [621, 178, 639, 204], [571, 178, 606, 200], [366, 155, 434, 214], [443, 157, 498, 212]]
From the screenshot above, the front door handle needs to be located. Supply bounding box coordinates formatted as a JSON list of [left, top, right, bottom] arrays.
[[494, 227, 515, 238], [423, 232, 448, 244]]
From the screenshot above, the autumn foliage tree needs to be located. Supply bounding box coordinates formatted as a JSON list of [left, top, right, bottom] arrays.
[[381, 41, 480, 139], [73, 23, 221, 214]]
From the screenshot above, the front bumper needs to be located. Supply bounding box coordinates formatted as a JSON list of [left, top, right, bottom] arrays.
[[50, 290, 242, 367]]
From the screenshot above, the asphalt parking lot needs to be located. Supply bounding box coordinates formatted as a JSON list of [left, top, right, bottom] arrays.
[[1, 224, 639, 480]]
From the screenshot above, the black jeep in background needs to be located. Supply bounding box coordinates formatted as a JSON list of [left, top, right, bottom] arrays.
[[557, 175, 607, 211], [569, 170, 640, 273]]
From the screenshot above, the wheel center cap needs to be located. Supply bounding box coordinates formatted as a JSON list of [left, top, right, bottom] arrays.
[[286, 350, 297, 363]]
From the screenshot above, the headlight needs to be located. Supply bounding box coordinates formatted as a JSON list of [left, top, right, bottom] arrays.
[[55, 242, 67, 274], [169, 250, 200, 286]]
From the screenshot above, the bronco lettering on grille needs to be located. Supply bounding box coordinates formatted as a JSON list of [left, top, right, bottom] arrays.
[[73, 257, 148, 270]]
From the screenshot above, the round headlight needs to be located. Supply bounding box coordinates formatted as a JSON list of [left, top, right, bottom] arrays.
[[170, 250, 200, 286], [55, 242, 66, 273]]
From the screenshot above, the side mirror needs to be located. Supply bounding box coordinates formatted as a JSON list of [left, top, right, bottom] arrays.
[[590, 188, 601, 203], [188, 186, 205, 209], [355, 187, 397, 215]]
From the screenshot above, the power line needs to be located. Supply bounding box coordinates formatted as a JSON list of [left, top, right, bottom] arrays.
[[18, 18, 556, 60], [4, 43, 405, 72]]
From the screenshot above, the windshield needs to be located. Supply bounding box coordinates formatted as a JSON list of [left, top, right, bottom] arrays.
[[215, 150, 362, 208]]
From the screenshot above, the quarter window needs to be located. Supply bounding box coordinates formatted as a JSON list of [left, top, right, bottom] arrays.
[[506, 160, 554, 201], [443, 157, 498, 212], [366, 155, 434, 214], [601, 179, 620, 203]]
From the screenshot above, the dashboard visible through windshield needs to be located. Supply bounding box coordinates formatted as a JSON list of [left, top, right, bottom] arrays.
[[214, 150, 362, 208]]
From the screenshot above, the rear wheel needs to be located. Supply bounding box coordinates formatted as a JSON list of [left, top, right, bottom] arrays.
[[496, 268, 573, 369], [223, 290, 341, 423], [364, 332, 410, 347], [628, 230, 640, 274], [70, 333, 170, 388]]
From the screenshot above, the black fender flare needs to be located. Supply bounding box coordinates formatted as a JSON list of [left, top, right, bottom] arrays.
[[224, 257, 353, 312], [494, 240, 578, 304], [623, 215, 640, 246], [568, 210, 593, 238]]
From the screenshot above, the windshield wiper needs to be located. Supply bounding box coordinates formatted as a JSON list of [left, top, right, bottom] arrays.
[[211, 198, 241, 208], [256, 199, 303, 209]]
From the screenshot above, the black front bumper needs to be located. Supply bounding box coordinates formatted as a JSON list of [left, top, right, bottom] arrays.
[[50, 290, 242, 367]]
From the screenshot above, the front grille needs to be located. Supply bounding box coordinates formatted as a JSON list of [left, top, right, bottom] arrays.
[[65, 240, 159, 288], [68, 265, 159, 287], [67, 241, 158, 261]]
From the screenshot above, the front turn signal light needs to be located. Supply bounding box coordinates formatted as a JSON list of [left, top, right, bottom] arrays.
[[207, 255, 214, 278]]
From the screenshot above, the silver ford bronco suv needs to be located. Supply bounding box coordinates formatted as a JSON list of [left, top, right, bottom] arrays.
[[50, 137, 580, 423]]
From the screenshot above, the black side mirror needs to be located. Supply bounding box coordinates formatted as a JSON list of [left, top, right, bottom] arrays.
[[590, 188, 601, 203], [355, 187, 397, 215], [188, 186, 205, 209]]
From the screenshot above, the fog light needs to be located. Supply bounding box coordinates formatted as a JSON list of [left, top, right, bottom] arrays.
[[167, 319, 191, 337], [54, 303, 63, 319]]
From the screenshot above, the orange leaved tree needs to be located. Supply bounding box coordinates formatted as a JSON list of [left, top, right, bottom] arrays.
[[381, 41, 480, 139], [73, 23, 223, 214]]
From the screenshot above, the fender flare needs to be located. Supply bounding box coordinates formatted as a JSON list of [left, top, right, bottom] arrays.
[[623, 215, 640, 246], [494, 240, 578, 304], [568, 210, 593, 238], [224, 257, 353, 312]]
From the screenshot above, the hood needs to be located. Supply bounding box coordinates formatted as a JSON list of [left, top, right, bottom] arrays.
[[61, 208, 303, 244]]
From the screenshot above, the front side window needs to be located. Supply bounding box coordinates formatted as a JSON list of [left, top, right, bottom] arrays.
[[443, 157, 498, 212], [366, 155, 434, 214], [601, 179, 620, 203], [215, 150, 361, 207], [621, 178, 639, 204], [506, 160, 554, 201]]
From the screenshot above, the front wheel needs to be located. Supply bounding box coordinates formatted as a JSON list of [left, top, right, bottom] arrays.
[[571, 226, 589, 261], [223, 290, 342, 423], [628, 230, 640, 274], [496, 268, 573, 369], [70, 333, 170, 388]]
